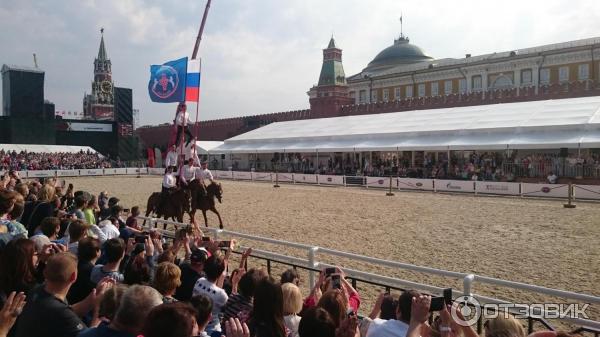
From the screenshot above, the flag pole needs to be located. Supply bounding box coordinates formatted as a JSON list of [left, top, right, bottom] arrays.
[[192, 0, 212, 60], [192, 60, 201, 164]]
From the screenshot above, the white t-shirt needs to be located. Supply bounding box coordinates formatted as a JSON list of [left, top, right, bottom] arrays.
[[165, 151, 178, 167], [98, 220, 120, 240], [192, 278, 228, 333], [182, 165, 196, 182], [162, 173, 177, 188], [176, 111, 190, 126], [284, 314, 301, 337], [366, 319, 410, 337], [197, 168, 213, 181]]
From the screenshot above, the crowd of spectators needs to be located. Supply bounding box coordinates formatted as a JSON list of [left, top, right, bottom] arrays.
[[0, 172, 587, 337], [247, 150, 600, 181], [0, 150, 121, 171]]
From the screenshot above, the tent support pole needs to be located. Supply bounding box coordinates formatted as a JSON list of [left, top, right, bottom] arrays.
[[448, 148, 451, 176]]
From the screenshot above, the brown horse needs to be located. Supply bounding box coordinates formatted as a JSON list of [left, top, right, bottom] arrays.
[[190, 181, 223, 229], [144, 188, 189, 229]]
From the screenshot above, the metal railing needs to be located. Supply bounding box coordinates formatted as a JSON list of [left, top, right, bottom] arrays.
[[138, 216, 600, 335]]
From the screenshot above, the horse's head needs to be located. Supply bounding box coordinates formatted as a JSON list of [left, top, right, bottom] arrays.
[[208, 181, 223, 203]]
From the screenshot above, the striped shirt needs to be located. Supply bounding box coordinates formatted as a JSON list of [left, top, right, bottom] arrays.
[[221, 293, 253, 324]]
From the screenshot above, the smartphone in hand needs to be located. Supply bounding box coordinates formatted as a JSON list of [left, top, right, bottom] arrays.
[[332, 275, 342, 289], [217, 240, 231, 248]]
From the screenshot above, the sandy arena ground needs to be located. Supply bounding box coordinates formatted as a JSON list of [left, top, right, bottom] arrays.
[[69, 176, 599, 324]]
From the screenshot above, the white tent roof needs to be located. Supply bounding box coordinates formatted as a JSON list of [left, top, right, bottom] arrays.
[[195, 141, 224, 154], [215, 97, 600, 153], [0, 144, 100, 154]]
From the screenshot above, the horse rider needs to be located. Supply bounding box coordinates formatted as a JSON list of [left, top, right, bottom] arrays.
[[175, 102, 193, 147], [180, 158, 196, 187], [165, 144, 179, 171], [160, 166, 177, 211], [197, 161, 214, 182]]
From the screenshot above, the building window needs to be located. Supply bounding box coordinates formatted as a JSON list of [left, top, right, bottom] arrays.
[[459, 79, 467, 93], [395, 87, 401, 100], [559, 66, 569, 82], [521, 69, 532, 85], [359, 90, 366, 103], [371, 90, 377, 102], [472, 75, 482, 91], [444, 80, 453, 94], [578, 64, 589, 80], [417, 83, 425, 97], [540, 68, 550, 84], [383, 89, 389, 102], [349, 91, 356, 99], [431, 82, 439, 96], [405, 85, 413, 98]]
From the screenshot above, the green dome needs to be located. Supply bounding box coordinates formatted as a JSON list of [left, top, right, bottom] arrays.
[[365, 37, 433, 71]]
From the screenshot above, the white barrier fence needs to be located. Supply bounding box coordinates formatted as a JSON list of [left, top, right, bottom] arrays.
[[3, 168, 599, 200], [139, 216, 600, 332], [209, 170, 600, 200]]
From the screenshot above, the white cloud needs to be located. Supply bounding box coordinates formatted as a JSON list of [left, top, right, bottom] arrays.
[[2, 0, 600, 126]]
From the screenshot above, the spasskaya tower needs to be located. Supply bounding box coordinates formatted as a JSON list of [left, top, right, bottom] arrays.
[[83, 28, 115, 120]]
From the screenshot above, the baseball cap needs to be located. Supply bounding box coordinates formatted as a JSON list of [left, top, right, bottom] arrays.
[[190, 247, 210, 263]]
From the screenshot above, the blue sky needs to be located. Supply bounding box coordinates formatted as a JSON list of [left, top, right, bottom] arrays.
[[1, 0, 600, 126]]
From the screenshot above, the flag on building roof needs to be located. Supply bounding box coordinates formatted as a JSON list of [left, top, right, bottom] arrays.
[[185, 59, 201, 102], [148, 57, 188, 103]]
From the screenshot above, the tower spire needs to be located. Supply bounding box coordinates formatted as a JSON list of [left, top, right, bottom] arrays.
[[328, 34, 337, 49], [98, 28, 108, 61]]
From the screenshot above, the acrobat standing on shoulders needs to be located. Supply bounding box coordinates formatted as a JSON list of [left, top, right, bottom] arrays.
[[175, 102, 193, 147]]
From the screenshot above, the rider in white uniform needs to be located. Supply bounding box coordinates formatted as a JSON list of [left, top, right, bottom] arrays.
[[165, 144, 179, 171], [197, 162, 214, 182], [194, 161, 213, 196], [160, 167, 177, 209], [180, 158, 196, 186]]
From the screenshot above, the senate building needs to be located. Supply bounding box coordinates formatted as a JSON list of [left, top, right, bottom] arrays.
[[137, 27, 600, 147]]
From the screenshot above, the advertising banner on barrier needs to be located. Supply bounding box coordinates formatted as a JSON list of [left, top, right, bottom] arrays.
[[521, 183, 568, 198], [252, 172, 273, 182], [104, 168, 118, 175], [115, 168, 128, 175], [435, 180, 475, 193], [26, 170, 56, 178], [274, 172, 293, 182], [366, 176, 396, 188], [139, 168, 148, 174], [293, 174, 318, 184], [475, 181, 520, 196], [56, 170, 80, 177], [318, 175, 344, 185], [573, 184, 600, 200], [148, 168, 164, 175], [397, 178, 434, 191], [233, 171, 252, 180], [215, 171, 233, 179], [126, 168, 141, 175], [80, 169, 103, 176]]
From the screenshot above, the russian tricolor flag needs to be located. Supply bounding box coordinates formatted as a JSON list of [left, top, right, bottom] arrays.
[[185, 59, 201, 102]]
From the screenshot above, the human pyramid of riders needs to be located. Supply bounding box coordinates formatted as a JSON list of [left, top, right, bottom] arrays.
[[156, 102, 222, 228]]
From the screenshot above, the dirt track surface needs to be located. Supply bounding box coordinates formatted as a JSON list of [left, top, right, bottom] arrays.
[[70, 176, 600, 323]]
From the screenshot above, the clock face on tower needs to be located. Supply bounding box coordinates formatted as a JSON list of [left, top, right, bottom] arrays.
[[101, 80, 112, 93]]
